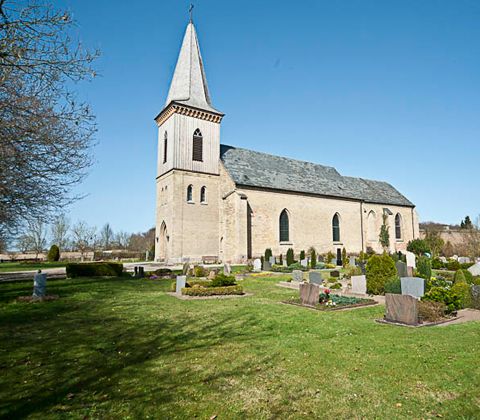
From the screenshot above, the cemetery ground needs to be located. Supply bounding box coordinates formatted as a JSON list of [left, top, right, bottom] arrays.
[[1, 276, 479, 419], [0, 261, 67, 273]]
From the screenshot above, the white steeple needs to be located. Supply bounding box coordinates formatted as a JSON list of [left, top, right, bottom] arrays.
[[164, 22, 220, 114]]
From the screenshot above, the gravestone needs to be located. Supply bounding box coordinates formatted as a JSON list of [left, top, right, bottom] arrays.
[[330, 270, 340, 278], [468, 262, 480, 276], [330, 258, 337, 266], [263, 260, 272, 271], [405, 251, 416, 268], [224, 263, 231, 275], [452, 255, 458, 261], [458, 257, 470, 264], [299, 283, 320, 306], [175, 275, 186, 294], [269, 256, 275, 265], [283, 259, 288, 267], [33, 270, 47, 298], [385, 293, 418, 325], [395, 261, 408, 278], [358, 261, 366, 275], [253, 259, 262, 272], [471, 285, 480, 309], [349, 256, 356, 267], [309, 271, 323, 285], [182, 262, 189, 275], [401, 277, 425, 299], [351, 275, 367, 295], [439, 256, 447, 263], [300, 259, 308, 268], [208, 270, 216, 280], [138, 266, 144, 278], [292, 270, 303, 283]]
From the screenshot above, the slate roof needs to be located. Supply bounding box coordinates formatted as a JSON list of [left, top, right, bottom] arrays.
[[220, 145, 414, 207]]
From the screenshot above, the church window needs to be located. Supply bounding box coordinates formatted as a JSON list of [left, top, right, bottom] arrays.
[[279, 209, 289, 242], [395, 213, 402, 240], [163, 131, 168, 163], [187, 185, 193, 202], [192, 129, 203, 162], [200, 186, 207, 203], [332, 213, 340, 242]]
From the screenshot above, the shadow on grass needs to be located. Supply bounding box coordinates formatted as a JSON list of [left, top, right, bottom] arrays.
[[0, 279, 275, 418]]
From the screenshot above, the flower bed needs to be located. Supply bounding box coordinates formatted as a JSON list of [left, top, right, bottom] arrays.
[[285, 290, 375, 311]]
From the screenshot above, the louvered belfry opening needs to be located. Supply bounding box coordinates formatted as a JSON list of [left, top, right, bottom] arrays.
[[192, 129, 203, 162], [163, 131, 168, 163]]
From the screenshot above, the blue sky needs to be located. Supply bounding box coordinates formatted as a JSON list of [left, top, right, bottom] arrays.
[[62, 0, 480, 233]]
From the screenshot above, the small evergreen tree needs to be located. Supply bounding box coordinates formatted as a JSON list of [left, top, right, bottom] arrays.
[[286, 248, 294, 266], [326, 251, 335, 264], [342, 247, 347, 267], [416, 256, 432, 281], [264, 248, 272, 261], [47, 244, 60, 262], [279, 254, 283, 265], [407, 239, 431, 256], [300, 250, 305, 260], [379, 213, 390, 251], [309, 248, 317, 269]]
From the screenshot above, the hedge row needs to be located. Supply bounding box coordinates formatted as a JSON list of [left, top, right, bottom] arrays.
[[66, 262, 123, 278], [181, 285, 244, 296]]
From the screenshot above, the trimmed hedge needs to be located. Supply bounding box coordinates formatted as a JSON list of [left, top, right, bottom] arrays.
[[181, 285, 244, 296], [47, 244, 60, 262], [66, 262, 123, 278]]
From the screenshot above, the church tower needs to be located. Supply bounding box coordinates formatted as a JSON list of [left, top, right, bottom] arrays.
[[154, 20, 224, 263]]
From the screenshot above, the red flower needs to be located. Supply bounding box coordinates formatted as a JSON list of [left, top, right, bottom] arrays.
[[324, 289, 331, 294]]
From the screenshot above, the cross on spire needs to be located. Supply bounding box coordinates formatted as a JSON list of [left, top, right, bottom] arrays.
[[189, 4, 194, 22]]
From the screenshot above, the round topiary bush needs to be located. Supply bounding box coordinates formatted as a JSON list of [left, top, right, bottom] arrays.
[[366, 254, 396, 295], [47, 244, 60, 262]]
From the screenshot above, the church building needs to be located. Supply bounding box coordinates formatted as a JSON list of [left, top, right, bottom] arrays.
[[154, 20, 419, 264]]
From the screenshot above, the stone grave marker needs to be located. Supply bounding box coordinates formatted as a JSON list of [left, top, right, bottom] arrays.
[[182, 262, 189, 275], [405, 251, 416, 276], [224, 263, 231, 275], [269, 256, 275, 265], [33, 270, 47, 298], [395, 261, 408, 278], [385, 293, 418, 325], [263, 260, 272, 271], [351, 275, 367, 295], [401, 277, 425, 299], [458, 257, 470, 264], [292, 270, 303, 283], [309, 271, 323, 285], [175, 275, 186, 294], [439, 256, 447, 263], [471, 285, 480, 309], [208, 270, 216, 280], [253, 259, 262, 272], [468, 262, 480, 276], [330, 258, 337, 266], [299, 283, 320, 306], [349, 256, 356, 267], [330, 270, 340, 278], [283, 259, 288, 267], [300, 259, 308, 267]]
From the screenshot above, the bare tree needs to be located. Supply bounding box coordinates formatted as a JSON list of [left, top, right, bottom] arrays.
[[100, 223, 114, 250], [114, 231, 130, 250], [50, 214, 70, 250], [71, 221, 95, 261], [20, 219, 47, 259], [0, 1, 99, 239], [128, 227, 155, 252]]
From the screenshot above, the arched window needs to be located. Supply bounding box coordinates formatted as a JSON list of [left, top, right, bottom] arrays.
[[200, 186, 207, 203], [192, 129, 203, 162], [163, 131, 168, 163], [332, 213, 340, 242], [279, 209, 289, 242], [186, 185, 193, 202], [395, 213, 402, 240]]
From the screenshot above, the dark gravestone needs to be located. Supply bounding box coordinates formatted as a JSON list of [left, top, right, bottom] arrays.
[[330, 270, 340, 278], [139, 266, 144, 278], [385, 293, 419, 325], [395, 261, 408, 278], [471, 285, 480, 309], [309, 271, 323, 285], [358, 262, 366, 275], [33, 271, 47, 298], [262, 261, 272, 271], [336, 249, 342, 266], [299, 283, 320, 306]]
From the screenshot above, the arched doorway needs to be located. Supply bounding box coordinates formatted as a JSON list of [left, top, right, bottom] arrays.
[[159, 222, 168, 262]]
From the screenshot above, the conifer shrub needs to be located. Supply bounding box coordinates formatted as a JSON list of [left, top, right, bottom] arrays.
[[309, 248, 317, 269], [365, 254, 396, 295], [407, 239, 431, 256], [453, 269, 466, 284], [325, 251, 335, 264], [342, 247, 347, 267], [210, 273, 236, 287], [451, 281, 471, 309], [416, 256, 432, 281], [458, 269, 473, 284], [47, 244, 60, 262], [384, 276, 401, 294], [300, 250, 305, 261], [264, 248, 272, 261], [279, 254, 283, 265], [286, 248, 294, 266], [446, 260, 461, 271]]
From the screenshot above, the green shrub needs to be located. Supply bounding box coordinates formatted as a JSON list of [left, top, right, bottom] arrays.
[[446, 260, 461, 271], [460, 262, 474, 270], [459, 269, 473, 284], [431, 258, 444, 270], [66, 262, 123, 278], [342, 247, 347, 267], [288, 262, 308, 272], [453, 269, 466, 284], [422, 286, 461, 313], [300, 250, 305, 261], [418, 300, 445, 322], [366, 254, 396, 295], [345, 265, 362, 279], [384, 277, 401, 294], [309, 248, 317, 269], [325, 251, 335, 264], [186, 279, 212, 288], [210, 273, 236, 287], [182, 285, 244, 296], [47, 244, 60, 262], [358, 251, 368, 264], [264, 248, 272, 262], [407, 239, 431, 256], [194, 266, 206, 277], [286, 248, 294, 266], [154, 268, 173, 277], [271, 264, 291, 273], [416, 256, 432, 281], [451, 281, 471, 309], [330, 282, 342, 289]]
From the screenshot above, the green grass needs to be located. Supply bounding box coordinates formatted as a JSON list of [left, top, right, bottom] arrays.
[[0, 261, 67, 273], [1, 276, 479, 419]]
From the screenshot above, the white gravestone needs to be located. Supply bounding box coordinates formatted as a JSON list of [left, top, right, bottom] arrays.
[[351, 275, 367, 295], [253, 259, 262, 272], [176, 275, 186, 294], [401, 277, 424, 299], [300, 259, 308, 267], [468, 262, 480, 276], [223, 263, 231, 275], [269, 256, 275, 265], [349, 256, 356, 267], [405, 251, 416, 269]]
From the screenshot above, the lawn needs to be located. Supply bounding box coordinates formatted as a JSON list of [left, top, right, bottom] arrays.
[[0, 261, 67, 273], [1, 276, 479, 419]]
